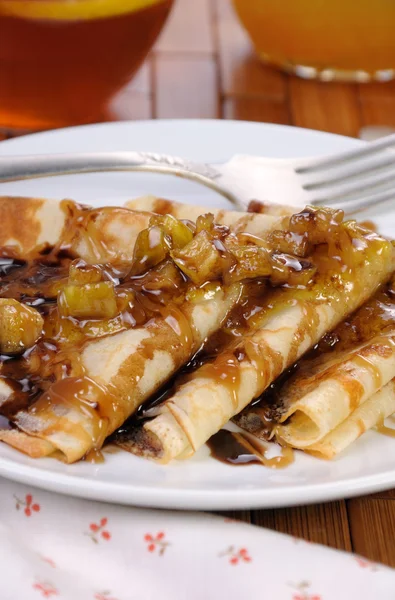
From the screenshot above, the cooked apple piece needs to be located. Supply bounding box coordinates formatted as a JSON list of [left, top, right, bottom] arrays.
[[0, 298, 43, 354], [226, 245, 272, 283], [268, 230, 311, 257], [195, 213, 215, 234], [269, 254, 317, 286], [171, 230, 227, 285], [68, 260, 102, 285], [130, 226, 170, 276], [150, 214, 194, 248], [58, 282, 118, 319], [288, 206, 344, 245]]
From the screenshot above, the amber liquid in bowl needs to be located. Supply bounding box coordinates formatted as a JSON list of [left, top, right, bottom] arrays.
[[0, 0, 173, 129], [233, 0, 395, 82]]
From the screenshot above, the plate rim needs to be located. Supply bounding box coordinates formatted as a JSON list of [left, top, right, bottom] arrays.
[[0, 450, 393, 510], [2, 118, 393, 511], [0, 118, 364, 152]]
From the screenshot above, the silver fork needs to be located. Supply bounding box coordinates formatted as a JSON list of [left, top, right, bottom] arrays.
[[1, 133, 395, 214]]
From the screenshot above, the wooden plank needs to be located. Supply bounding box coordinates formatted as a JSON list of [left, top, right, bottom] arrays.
[[289, 78, 362, 137], [155, 0, 214, 54], [348, 498, 395, 567], [215, 510, 253, 524], [368, 489, 395, 500], [253, 502, 352, 551], [224, 97, 290, 124], [359, 81, 395, 127], [214, 0, 286, 99], [154, 55, 219, 118]]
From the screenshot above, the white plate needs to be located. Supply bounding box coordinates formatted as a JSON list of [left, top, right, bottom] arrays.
[[0, 119, 394, 510]]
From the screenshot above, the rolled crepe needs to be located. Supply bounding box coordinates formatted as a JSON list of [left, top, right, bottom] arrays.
[[122, 220, 395, 463], [0, 195, 153, 264], [126, 196, 295, 219], [0, 197, 154, 431], [0, 200, 288, 462], [0, 196, 67, 255], [273, 333, 395, 448], [68, 205, 153, 265], [3, 283, 242, 462], [236, 281, 395, 457], [308, 379, 395, 458], [125, 197, 293, 236]]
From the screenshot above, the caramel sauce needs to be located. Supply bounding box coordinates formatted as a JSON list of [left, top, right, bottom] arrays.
[[0, 201, 285, 459], [207, 429, 294, 468], [244, 337, 284, 395], [0, 201, 392, 466], [375, 423, 395, 438], [289, 302, 320, 366], [116, 209, 394, 465], [338, 372, 365, 412], [353, 354, 382, 390], [359, 220, 377, 232], [160, 304, 195, 352], [29, 377, 109, 447], [84, 449, 105, 464], [375, 416, 395, 438], [198, 354, 241, 409], [0, 202, 203, 455]]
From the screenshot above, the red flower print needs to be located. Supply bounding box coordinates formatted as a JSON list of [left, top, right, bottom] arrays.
[[32, 580, 58, 598], [219, 545, 252, 565], [85, 518, 111, 544], [289, 581, 321, 600], [94, 591, 118, 600], [144, 532, 170, 556], [41, 557, 56, 569], [355, 556, 380, 572], [14, 494, 40, 517]]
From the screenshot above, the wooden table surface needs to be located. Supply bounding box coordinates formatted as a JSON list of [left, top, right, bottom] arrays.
[[3, 0, 395, 568]]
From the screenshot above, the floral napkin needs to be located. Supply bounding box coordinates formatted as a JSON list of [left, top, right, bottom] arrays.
[[0, 478, 393, 600]]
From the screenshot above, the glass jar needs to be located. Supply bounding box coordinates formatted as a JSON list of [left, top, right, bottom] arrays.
[[0, 0, 173, 129], [232, 0, 395, 82]]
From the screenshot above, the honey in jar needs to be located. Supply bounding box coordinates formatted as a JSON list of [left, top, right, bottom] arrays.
[[233, 0, 395, 82], [0, 0, 173, 130]]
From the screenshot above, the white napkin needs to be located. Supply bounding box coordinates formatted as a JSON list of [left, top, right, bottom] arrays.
[[0, 478, 393, 600]]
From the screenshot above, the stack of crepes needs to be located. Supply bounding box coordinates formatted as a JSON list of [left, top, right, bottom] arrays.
[[119, 197, 395, 463], [0, 194, 394, 465], [234, 280, 395, 459]]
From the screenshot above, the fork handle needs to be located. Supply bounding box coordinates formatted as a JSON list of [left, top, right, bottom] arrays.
[[0, 151, 243, 208]]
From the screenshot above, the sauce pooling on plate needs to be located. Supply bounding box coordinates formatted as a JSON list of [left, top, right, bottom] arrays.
[[207, 429, 294, 468]]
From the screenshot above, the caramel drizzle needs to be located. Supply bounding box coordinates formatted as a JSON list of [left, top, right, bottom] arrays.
[[25, 376, 125, 453], [0, 201, 392, 466], [375, 416, 395, 438], [197, 353, 241, 409], [243, 338, 282, 396], [352, 355, 382, 390], [160, 304, 195, 352]]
